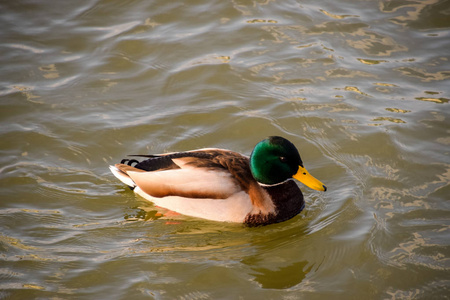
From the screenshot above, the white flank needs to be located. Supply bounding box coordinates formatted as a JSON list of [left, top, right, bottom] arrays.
[[134, 188, 253, 223]]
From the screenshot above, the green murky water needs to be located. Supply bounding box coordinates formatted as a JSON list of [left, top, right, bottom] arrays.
[[1, 0, 449, 299]]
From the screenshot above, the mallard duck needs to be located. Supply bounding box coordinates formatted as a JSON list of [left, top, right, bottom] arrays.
[[109, 136, 326, 226]]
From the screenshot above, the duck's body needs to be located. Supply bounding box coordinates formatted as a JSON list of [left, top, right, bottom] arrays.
[[110, 136, 326, 226]]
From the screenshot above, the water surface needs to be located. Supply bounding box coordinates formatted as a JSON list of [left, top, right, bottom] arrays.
[[1, 0, 449, 299]]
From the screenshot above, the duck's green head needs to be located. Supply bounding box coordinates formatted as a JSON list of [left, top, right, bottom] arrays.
[[250, 136, 327, 191]]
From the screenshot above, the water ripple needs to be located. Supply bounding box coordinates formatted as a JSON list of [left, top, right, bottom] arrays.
[[1, 0, 449, 298]]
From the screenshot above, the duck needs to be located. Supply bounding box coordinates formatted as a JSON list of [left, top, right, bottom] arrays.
[[109, 136, 326, 226]]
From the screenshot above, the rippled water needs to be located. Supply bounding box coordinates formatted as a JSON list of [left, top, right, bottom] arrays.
[[1, 0, 449, 299]]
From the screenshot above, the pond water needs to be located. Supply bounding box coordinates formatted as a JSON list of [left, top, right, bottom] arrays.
[[1, 0, 449, 299]]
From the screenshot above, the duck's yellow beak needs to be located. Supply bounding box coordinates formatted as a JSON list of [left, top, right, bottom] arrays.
[[293, 166, 327, 191]]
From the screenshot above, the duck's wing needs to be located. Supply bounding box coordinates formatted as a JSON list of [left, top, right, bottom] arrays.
[[111, 149, 251, 200]]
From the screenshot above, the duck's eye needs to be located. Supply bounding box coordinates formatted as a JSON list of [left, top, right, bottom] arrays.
[[279, 156, 288, 163]]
